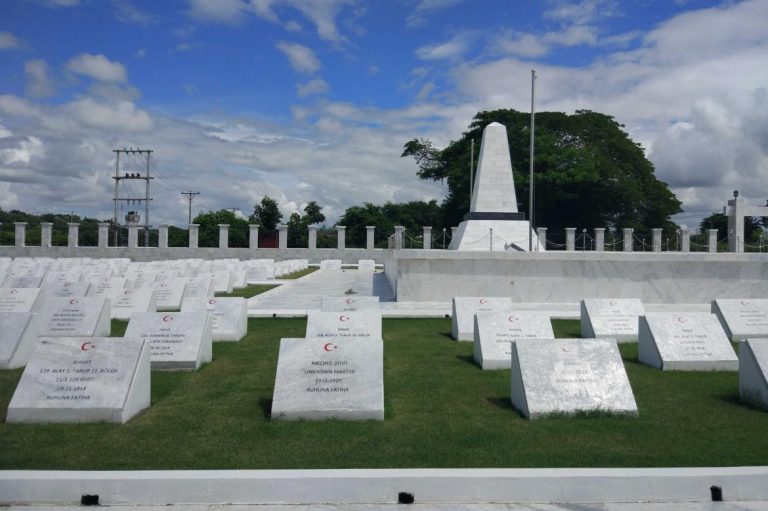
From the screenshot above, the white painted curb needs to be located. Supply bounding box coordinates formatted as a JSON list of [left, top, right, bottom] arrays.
[[1, 467, 767, 505]]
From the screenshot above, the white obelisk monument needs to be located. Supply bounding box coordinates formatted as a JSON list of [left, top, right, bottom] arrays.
[[449, 122, 540, 251]]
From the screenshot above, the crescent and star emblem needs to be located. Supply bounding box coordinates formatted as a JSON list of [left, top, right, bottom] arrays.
[[163, 315, 173, 322], [69, 299, 78, 305], [323, 343, 338, 352], [677, 316, 688, 324], [208, 299, 217, 305], [10, 289, 17, 294], [81, 342, 94, 351], [479, 298, 487, 304], [345, 298, 353, 305], [508, 315, 518, 323], [339, 315, 349, 322]]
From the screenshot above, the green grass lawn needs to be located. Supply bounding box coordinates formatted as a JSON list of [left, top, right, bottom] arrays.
[[1, 316, 767, 470], [278, 267, 317, 279], [215, 285, 278, 299]]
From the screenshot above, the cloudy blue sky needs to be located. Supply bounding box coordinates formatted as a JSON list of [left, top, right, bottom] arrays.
[[1, 0, 767, 229]]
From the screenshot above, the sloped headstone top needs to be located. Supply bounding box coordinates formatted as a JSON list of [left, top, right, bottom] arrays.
[[181, 297, 247, 342], [6, 336, 150, 423], [581, 298, 645, 342], [739, 339, 768, 411], [0, 288, 42, 313], [124, 312, 212, 370], [0, 312, 38, 369], [306, 310, 382, 341], [451, 296, 513, 341], [712, 299, 768, 341], [271, 337, 384, 421], [321, 296, 380, 312], [510, 338, 638, 419], [638, 312, 738, 371], [474, 311, 554, 370], [109, 287, 155, 320], [37, 297, 110, 337]]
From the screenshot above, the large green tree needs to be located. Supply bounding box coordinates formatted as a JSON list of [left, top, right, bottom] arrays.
[[698, 212, 765, 243], [193, 209, 249, 248], [248, 195, 282, 233], [402, 109, 682, 238], [338, 200, 444, 248], [287, 201, 326, 247]]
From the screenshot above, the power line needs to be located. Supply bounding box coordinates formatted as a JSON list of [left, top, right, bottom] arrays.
[[181, 191, 200, 225]]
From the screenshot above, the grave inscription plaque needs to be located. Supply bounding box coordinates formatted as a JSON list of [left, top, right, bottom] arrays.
[[474, 311, 554, 370], [638, 312, 738, 371], [271, 337, 384, 421], [6, 336, 150, 423], [510, 338, 638, 419]]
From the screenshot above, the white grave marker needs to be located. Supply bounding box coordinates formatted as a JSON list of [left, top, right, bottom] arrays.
[[124, 312, 212, 370], [6, 336, 150, 423], [306, 310, 382, 341], [739, 339, 768, 411], [638, 313, 738, 371], [0, 288, 42, 312], [110, 287, 156, 320], [580, 298, 645, 342], [0, 312, 38, 368], [358, 259, 376, 271], [451, 296, 513, 341], [271, 337, 384, 421], [87, 277, 127, 298], [42, 281, 90, 299], [181, 297, 247, 342], [474, 311, 555, 370], [712, 299, 768, 341], [37, 297, 110, 337], [152, 280, 186, 311], [320, 259, 342, 271], [181, 274, 214, 299], [321, 296, 380, 312], [510, 338, 638, 418]]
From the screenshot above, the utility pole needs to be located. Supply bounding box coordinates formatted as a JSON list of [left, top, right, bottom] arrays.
[[112, 148, 153, 247], [528, 69, 536, 252], [181, 191, 200, 225]]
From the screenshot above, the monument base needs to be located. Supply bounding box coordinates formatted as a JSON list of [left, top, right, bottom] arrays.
[[449, 219, 542, 251]]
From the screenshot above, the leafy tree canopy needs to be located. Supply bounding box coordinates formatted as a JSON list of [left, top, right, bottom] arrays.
[[402, 108, 682, 237], [287, 201, 327, 247], [249, 195, 282, 233], [698, 212, 765, 242], [338, 200, 443, 248], [193, 209, 250, 248]]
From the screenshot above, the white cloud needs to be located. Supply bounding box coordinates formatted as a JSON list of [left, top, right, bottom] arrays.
[[66, 98, 153, 132], [407, 0, 466, 28], [187, 0, 355, 44], [276, 42, 321, 74], [543, 0, 619, 25], [43, 0, 80, 6], [24, 60, 55, 98], [451, 0, 768, 226], [67, 54, 127, 83], [114, 2, 157, 25], [416, 32, 474, 61], [0, 136, 45, 166], [187, 0, 247, 24], [0, 31, 22, 50], [297, 78, 329, 98]]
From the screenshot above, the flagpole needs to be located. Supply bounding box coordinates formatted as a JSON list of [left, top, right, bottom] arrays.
[[528, 69, 536, 252]]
